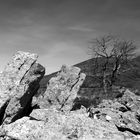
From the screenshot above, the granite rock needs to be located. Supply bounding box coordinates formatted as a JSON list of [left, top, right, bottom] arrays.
[[0, 51, 45, 124], [0, 108, 124, 140], [32, 65, 86, 112]]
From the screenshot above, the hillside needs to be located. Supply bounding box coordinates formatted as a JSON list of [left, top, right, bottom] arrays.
[[38, 56, 140, 108], [117, 56, 140, 92], [0, 51, 140, 140]]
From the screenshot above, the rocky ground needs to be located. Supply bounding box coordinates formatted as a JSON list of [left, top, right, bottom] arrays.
[[0, 51, 140, 140]]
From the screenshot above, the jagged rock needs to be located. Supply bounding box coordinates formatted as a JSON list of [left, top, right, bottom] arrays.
[[89, 103, 122, 122], [89, 91, 140, 137], [0, 51, 45, 124], [0, 108, 125, 140], [30, 106, 88, 122], [90, 107, 140, 135], [0, 52, 37, 122], [117, 89, 140, 112], [89, 100, 127, 122], [115, 111, 140, 134], [32, 65, 86, 112], [1, 117, 50, 140], [3, 63, 45, 124], [0, 136, 11, 140]]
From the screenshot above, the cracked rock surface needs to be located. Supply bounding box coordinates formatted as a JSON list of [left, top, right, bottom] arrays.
[[0, 108, 124, 140], [32, 65, 86, 112], [89, 89, 140, 138], [0, 51, 140, 140], [0, 51, 45, 124]]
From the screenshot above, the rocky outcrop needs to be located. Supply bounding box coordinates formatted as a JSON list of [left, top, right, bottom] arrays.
[[89, 89, 140, 137], [0, 51, 45, 124], [0, 107, 125, 140], [1, 51, 140, 140], [117, 89, 140, 112], [32, 65, 86, 112]]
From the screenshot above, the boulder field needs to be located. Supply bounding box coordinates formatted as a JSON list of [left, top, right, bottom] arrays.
[[0, 51, 140, 140]]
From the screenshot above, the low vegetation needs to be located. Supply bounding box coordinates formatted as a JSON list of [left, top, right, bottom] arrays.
[[89, 35, 137, 93]]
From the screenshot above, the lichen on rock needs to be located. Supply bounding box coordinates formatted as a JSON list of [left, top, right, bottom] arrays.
[[0, 51, 45, 124], [32, 64, 86, 112]]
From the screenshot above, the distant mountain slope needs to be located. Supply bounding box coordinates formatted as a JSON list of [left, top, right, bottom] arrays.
[[39, 58, 96, 89], [39, 56, 140, 107], [117, 56, 140, 92]]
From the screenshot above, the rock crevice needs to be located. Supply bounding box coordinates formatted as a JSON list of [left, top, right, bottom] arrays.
[[0, 51, 45, 124]]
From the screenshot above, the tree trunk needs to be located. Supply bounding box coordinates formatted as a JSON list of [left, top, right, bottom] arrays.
[[103, 73, 107, 93], [111, 60, 121, 86]]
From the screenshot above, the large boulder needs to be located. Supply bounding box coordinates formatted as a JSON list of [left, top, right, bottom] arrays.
[[117, 89, 140, 112], [0, 51, 45, 124], [0, 108, 125, 140], [89, 90, 140, 137], [32, 65, 86, 112]]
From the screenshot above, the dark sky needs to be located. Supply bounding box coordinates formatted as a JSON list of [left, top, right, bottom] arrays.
[[0, 0, 140, 74]]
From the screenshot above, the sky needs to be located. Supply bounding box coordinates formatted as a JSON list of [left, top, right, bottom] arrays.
[[0, 0, 140, 74]]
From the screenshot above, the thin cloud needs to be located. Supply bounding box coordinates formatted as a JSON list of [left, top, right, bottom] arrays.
[[0, 0, 139, 73], [67, 25, 96, 32]]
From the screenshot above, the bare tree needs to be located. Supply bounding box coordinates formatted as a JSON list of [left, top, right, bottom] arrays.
[[110, 39, 136, 85], [89, 35, 136, 93]]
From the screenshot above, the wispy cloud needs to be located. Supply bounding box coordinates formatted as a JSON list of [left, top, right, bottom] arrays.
[[38, 42, 89, 74], [67, 25, 96, 32], [0, 0, 140, 73]]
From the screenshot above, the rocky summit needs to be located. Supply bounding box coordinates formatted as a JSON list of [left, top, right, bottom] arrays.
[[32, 65, 86, 112], [0, 51, 45, 124], [0, 51, 140, 140]]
